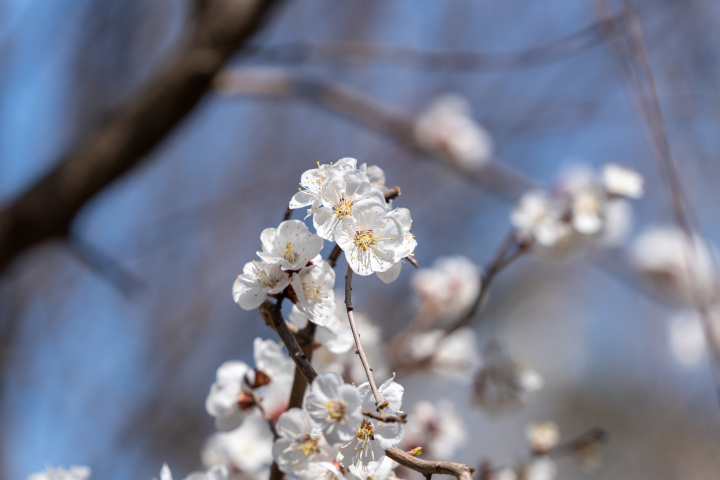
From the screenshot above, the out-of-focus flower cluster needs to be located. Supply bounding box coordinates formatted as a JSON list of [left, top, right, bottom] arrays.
[[511, 164, 644, 258]]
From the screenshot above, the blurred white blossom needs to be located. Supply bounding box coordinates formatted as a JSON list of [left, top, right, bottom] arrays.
[[28, 466, 91, 480], [668, 308, 720, 368], [525, 422, 560, 453], [602, 164, 644, 199], [473, 342, 543, 414], [157, 464, 228, 480], [410, 327, 481, 379], [631, 225, 718, 305], [411, 255, 481, 325], [202, 411, 274, 476], [401, 399, 467, 459], [415, 94, 494, 169]]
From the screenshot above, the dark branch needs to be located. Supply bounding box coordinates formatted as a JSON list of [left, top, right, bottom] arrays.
[[386, 447, 474, 480], [0, 0, 283, 275], [362, 410, 407, 424]]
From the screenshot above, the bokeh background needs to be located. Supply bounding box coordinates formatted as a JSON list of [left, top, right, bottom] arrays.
[[1, 0, 720, 479]]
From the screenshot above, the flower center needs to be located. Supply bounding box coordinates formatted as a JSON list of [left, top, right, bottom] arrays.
[[283, 242, 300, 264], [299, 434, 321, 457], [574, 192, 601, 214], [354, 230, 377, 251], [333, 195, 354, 219], [356, 419, 375, 443], [325, 399, 347, 420]]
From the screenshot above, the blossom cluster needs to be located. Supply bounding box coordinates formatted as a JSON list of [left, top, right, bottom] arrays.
[[511, 164, 644, 258]]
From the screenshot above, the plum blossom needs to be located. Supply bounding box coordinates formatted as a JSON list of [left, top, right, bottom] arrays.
[[232, 259, 291, 310], [526, 422, 560, 453], [337, 376, 404, 473], [360, 163, 389, 194], [415, 94, 494, 169], [401, 399, 467, 459], [411, 256, 481, 324], [667, 308, 720, 368], [201, 411, 274, 476], [313, 170, 388, 241], [347, 457, 402, 480], [631, 225, 718, 305], [272, 408, 326, 474], [335, 207, 405, 276], [410, 327, 481, 379], [292, 257, 336, 326], [206, 338, 294, 432], [376, 208, 418, 284], [296, 462, 345, 480], [257, 220, 324, 271], [290, 158, 359, 217], [472, 342, 543, 414], [156, 464, 228, 480], [511, 190, 575, 255], [27, 466, 91, 480], [305, 372, 363, 445], [602, 163, 644, 199]]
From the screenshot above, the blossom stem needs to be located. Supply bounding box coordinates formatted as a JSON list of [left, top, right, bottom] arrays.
[[344, 266, 382, 407], [385, 447, 474, 480], [361, 409, 407, 424]]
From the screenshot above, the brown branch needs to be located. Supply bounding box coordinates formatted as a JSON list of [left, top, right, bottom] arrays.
[[383, 186, 401, 201], [344, 266, 381, 407], [0, 0, 283, 275], [242, 17, 618, 72], [327, 244, 343, 268], [386, 447, 474, 480], [216, 68, 538, 201], [362, 410, 407, 424]]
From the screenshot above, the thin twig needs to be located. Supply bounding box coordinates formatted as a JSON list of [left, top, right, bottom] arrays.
[[386, 447, 474, 480], [362, 410, 407, 424], [327, 244, 343, 268], [345, 266, 382, 407], [242, 17, 619, 72], [245, 376, 279, 439]]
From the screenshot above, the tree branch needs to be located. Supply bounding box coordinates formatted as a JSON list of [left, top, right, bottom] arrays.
[[386, 447, 474, 480], [362, 410, 407, 424], [0, 0, 283, 275], [344, 266, 381, 407]]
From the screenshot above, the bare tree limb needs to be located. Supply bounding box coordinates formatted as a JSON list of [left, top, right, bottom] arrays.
[[344, 266, 381, 407], [386, 447, 474, 480], [362, 409, 407, 424], [0, 0, 283, 275], [241, 17, 619, 72]]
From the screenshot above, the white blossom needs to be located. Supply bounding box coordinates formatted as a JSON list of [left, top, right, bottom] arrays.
[[232, 259, 291, 310], [290, 158, 359, 217], [602, 164, 644, 199], [292, 257, 336, 326], [472, 342, 543, 414], [520, 457, 557, 480], [401, 399, 467, 459], [289, 295, 354, 355], [631, 225, 718, 305], [410, 327, 481, 379], [305, 371, 363, 445], [156, 464, 228, 480], [257, 220, 324, 271], [201, 411, 274, 476], [376, 208, 417, 284], [27, 466, 91, 480], [525, 422, 560, 453], [667, 308, 720, 368], [296, 462, 345, 480], [347, 457, 402, 480], [335, 207, 405, 276], [313, 170, 388, 242], [206, 339, 294, 432], [415, 94, 494, 169], [411, 256, 481, 324], [272, 408, 326, 474], [360, 163, 389, 194], [337, 376, 404, 473], [511, 190, 575, 254]]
